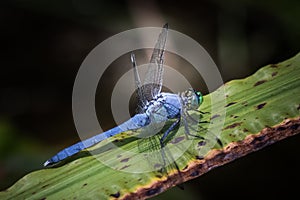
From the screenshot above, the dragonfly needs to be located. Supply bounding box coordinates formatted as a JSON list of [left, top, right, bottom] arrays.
[[44, 23, 207, 167]]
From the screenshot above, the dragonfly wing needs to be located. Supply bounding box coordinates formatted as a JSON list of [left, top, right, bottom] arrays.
[[131, 53, 147, 111], [143, 23, 168, 101], [139, 101, 169, 140], [137, 105, 170, 171]]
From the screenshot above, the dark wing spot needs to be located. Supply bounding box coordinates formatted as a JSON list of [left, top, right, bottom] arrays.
[[225, 102, 237, 107], [271, 72, 278, 77], [254, 80, 267, 86], [110, 192, 120, 198], [256, 102, 267, 110], [297, 104, 300, 110], [223, 122, 242, 130], [120, 158, 129, 163]]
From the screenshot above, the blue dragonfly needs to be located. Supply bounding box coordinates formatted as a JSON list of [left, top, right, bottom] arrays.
[[44, 24, 207, 167]]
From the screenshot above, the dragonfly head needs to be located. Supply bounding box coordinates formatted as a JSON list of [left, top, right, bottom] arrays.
[[183, 89, 203, 110]]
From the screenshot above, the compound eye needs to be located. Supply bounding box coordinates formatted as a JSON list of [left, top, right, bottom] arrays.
[[194, 91, 203, 105]]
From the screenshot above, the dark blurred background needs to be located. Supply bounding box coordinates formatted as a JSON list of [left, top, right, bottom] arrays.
[[0, 0, 299, 199]]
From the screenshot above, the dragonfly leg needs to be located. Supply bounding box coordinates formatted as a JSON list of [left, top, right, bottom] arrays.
[[185, 114, 223, 147], [192, 123, 223, 147], [190, 113, 223, 147], [195, 110, 210, 115], [159, 118, 181, 168], [182, 112, 205, 140], [160, 118, 181, 146], [185, 110, 209, 124], [184, 110, 223, 147], [183, 115, 205, 133]]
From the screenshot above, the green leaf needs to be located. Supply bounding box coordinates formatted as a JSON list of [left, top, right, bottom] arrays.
[[1, 53, 300, 200]]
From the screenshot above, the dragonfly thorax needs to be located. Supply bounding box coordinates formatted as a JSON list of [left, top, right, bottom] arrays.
[[143, 92, 182, 122], [143, 94, 165, 110], [143, 94, 166, 112], [180, 89, 203, 110]]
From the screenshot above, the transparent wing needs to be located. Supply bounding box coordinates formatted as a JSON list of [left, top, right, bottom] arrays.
[[143, 23, 168, 101], [130, 24, 168, 113], [137, 120, 179, 173], [131, 53, 147, 111]]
